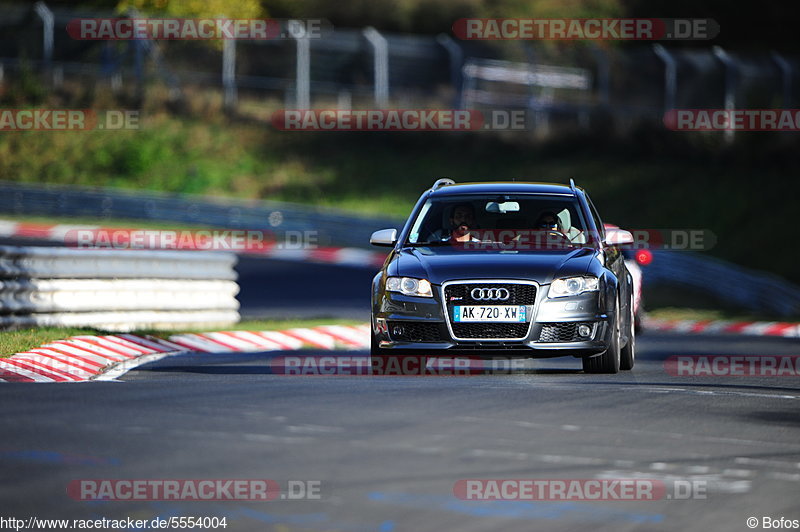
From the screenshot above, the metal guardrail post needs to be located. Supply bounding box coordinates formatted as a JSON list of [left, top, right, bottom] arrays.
[[653, 44, 677, 112], [591, 45, 610, 107], [363, 27, 389, 108], [290, 20, 310, 108], [33, 1, 53, 75], [222, 34, 237, 110], [337, 90, 352, 110], [127, 7, 182, 102], [771, 51, 792, 108], [133, 39, 144, 99], [436, 34, 464, 109], [713, 46, 737, 144], [460, 63, 477, 110], [523, 44, 548, 136]]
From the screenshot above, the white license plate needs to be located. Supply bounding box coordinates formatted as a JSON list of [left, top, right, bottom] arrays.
[[453, 305, 527, 323]]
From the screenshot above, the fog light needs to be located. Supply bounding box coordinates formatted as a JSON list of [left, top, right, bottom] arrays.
[[392, 325, 404, 337], [577, 324, 592, 338]]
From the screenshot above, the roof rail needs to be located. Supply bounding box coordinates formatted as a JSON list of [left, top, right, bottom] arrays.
[[431, 178, 455, 190], [569, 178, 577, 192]]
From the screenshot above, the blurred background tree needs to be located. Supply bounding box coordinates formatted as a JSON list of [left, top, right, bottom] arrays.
[[116, 0, 264, 18], [262, 0, 622, 34], [34, 0, 794, 49]]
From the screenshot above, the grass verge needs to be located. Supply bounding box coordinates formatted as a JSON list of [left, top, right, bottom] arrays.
[[0, 214, 217, 230], [645, 308, 787, 323]]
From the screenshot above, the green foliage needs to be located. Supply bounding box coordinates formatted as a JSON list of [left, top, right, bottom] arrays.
[[262, 0, 622, 34], [117, 0, 263, 18], [1, 58, 47, 106]]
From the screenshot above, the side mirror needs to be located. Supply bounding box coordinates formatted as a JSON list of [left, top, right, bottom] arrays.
[[604, 228, 634, 246], [370, 228, 398, 247]]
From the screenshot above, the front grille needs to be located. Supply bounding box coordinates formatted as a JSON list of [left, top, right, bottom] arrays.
[[387, 321, 444, 342], [451, 323, 530, 339], [444, 283, 537, 306], [444, 282, 536, 340], [538, 322, 594, 342]]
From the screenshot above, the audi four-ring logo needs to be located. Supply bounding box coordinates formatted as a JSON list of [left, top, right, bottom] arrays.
[[471, 287, 510, 301]]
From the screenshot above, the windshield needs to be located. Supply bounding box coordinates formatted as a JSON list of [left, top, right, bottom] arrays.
[[406, 194, 594, 250]]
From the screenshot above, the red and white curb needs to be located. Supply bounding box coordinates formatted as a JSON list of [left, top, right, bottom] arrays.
[[644, 318, 800, 338], [0, 219, 387, 268], [0, 324, 371, 383], [5, 318, 797, 382]]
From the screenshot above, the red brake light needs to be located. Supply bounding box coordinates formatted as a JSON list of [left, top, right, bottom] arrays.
[[635, 249, 653, 266]]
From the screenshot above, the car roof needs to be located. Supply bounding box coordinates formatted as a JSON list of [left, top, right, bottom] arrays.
[[429, 182, 578, 197]]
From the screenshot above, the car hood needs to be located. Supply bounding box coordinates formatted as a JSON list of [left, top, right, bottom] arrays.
[[392, 246, 597, 285]]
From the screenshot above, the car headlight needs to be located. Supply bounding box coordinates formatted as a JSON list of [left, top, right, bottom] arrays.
[[548, 276, 599, 298], [386, 277, 433, 297]]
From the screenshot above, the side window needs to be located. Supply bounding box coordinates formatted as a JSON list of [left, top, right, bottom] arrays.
[[585, 195, 605, 239]]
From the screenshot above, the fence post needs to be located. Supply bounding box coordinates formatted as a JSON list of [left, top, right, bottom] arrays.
[[222, 35, 237, 110], [337, 90, 352, 110], [771, 51, 792, 108], [653, 44, 677, 112], [522, 44, 547, 136], [591, 45, 610, 107], [290, 20, 310, 108], [133, 38, 144, 100], [436, 34, 463, 109], [363, 27, 389, 108], [460, 62, 476, 110], [713, 46, 737, 144], [33, 2, 53, 77]]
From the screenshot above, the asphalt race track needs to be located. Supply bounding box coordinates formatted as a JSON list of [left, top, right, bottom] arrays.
[[2, 326, 799, 531]]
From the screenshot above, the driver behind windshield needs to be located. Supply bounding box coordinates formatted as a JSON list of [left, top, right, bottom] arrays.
[[442, 203, 477, 242]]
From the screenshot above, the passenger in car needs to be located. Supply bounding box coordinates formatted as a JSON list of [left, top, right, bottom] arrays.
[[535, 211, 562, 233]]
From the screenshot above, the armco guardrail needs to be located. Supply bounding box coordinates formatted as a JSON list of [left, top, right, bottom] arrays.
[[0, 181, 403, 250], [0, 246, 237, 279], [0, 246, 240, 331], [643, 250, 800, 317]]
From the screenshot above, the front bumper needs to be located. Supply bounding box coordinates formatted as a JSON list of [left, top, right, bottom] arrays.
[[373, 281, 613, 358]]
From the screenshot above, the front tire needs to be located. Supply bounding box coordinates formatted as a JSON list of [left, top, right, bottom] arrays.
[[620, 290, 636, 371], [582, 296, 621, 374]]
